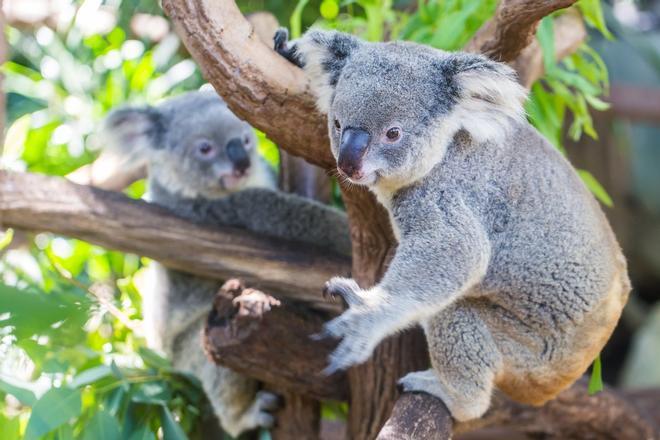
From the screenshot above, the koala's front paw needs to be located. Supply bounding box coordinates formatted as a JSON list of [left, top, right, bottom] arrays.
[[322, 277, 364, 307], [316, 278, 388, 374]]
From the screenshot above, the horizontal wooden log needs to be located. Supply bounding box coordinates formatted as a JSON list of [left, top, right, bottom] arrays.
[[0, 171, 348, 312], [377, 377, 660, 439], [203, 280, 348, 401]]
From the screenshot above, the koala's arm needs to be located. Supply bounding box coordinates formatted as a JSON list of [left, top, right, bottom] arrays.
[[203, 188, 351, 256], [320, 192, 490, 373]]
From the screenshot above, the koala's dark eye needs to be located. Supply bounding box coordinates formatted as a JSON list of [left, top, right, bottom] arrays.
[[334, 119, 341, 130], [196, 141, 215, 158], [243, 134, 251, 145], [386, 127, 402, 142]]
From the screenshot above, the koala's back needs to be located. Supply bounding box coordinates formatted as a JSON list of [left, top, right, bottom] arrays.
[[416, 124, 630, 405]]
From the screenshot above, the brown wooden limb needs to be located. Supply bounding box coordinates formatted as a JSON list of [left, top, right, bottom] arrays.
[[161, 0, 334, 170], [377, 393, 452, 440], [465, 0, 578, 63], [267, 388, 320, 440], [377, 377, 660, 440], [340, 187, 431, 440], [0, 170, 348, 311], [203, 280, 348, 402], [511, 9, 586, 88]]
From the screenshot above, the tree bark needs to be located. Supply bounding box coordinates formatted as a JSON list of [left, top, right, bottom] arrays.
[[0, 171, 348, 312], [203, 280, 348, 402], [201, 281, 659, 439], [161, 0, 334, 170], [340, 187, 431, 440], [268, 389, 320, 440], [465, 0, 579, 62]]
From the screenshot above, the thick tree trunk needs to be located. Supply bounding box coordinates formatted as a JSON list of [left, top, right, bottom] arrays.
[[341, 188, 430, 439]]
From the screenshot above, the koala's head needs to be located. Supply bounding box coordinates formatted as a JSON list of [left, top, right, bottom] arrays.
[[295, 30, 527, 188], [103, 91, 270, 199]]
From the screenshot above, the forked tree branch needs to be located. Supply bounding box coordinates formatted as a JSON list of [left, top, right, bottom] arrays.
[[465, 0, 579, 62], [160, 0, 615, 437], [0, 171, 347, 312], [161, 0, 334, 169], [202, 279, 659, 439]]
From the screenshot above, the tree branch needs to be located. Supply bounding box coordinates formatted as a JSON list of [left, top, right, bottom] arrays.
[[200, 281, 659, 439], [0, 171, 347, 312], [160, 1, 611, 437], [161, 0, 334, 169], [465, 0, 579, 62], [202, 280, 348, 401], [378, 379, 660, 439], [511, 9, 586, 88]]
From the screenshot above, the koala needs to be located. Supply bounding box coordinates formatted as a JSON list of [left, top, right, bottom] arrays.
[[103, 91, 351, 436], [275, 29, 630, 421]]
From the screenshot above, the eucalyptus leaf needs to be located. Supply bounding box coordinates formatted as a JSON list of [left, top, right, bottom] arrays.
[[0, 377, 37, 406], [24, 387, 82, 440], [81, 410, 122, 440], [160, 405, 188, 440], [578, 170, 613, 207]]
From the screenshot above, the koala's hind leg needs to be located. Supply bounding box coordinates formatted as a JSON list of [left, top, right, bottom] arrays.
[[173, 322, 278, 437], [412, 303, 502, 422]]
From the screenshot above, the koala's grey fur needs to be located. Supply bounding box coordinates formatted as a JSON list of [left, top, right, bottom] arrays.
[[276, 29, 630, 421], [103, 91, 350, 436]]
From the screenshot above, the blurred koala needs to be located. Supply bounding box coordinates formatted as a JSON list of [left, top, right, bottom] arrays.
[[103, 91, 350, 436], [275, 29, 630, 422]]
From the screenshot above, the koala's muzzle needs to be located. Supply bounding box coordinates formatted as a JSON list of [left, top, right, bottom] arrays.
[[226, 138, 251, 175], [338, 128, 370, 179]]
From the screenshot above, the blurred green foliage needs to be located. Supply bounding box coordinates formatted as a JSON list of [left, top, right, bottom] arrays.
[[1, 0, 612, 438]]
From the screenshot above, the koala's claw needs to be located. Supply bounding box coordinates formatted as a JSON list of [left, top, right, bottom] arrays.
[[273, 27, 304, 68], [273, 28, 289, 53], [322, 277, 363, 307], [255, 390, 280, 411]]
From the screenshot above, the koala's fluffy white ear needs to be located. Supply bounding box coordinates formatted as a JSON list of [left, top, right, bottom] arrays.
[[296, 29, 361, 113], [101, 106, 165, 160], [447, 54, 527, 143]]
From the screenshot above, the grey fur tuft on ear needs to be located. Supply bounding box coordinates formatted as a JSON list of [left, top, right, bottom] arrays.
[[102, 106, 166, 162], [446, 54, 527, 142], [296, 29, 361, 113]]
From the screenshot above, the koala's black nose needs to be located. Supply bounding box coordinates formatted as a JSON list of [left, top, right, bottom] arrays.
[[338, 128, 370, 179], [226, 138, 251, 175]]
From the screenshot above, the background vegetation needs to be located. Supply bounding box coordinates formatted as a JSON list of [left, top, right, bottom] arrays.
[[0, 0, 622, 438]]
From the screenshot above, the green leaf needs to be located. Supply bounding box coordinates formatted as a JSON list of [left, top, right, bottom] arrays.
[[139, 347, 172, 370], [588, 355, 604, 394], [81, 410, 122, 440], [290, 0, 312, 38], [0, 412, 22, 440], [127, 425, 156, 440], [537, 17, 556, 73], [0, 376, 37, 406], [24, 387, 82, 440], [131, 382, 171, 405], [578, 0, 613, 39], [578, 170, 613, 207], [70, 365, 113, 388], [159, 405, 188, 440], [6, 92, 47, 125]]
